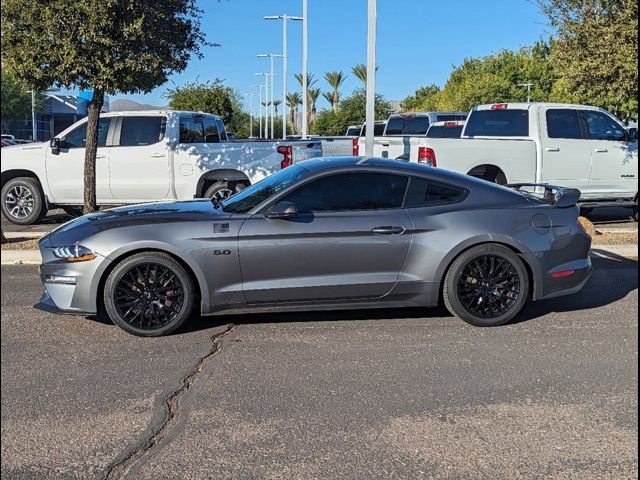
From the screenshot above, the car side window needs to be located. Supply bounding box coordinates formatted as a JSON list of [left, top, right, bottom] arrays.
[[581, 110, 628, 141], [282, 173, 408, 212], [62, 119, 111, 149], [404, 177, 468, 208], [179, 115, 222, 144], [546, 109, 583, 139], [119, 116, 165, 146]]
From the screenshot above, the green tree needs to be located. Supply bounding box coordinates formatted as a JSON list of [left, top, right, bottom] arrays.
[[401, 84, 441, 112], [1, 0, 208, 213], [324, 71, 347, 112], [0, 69, 42, 127], [311, 91, 392, 136], [538, 0, 638, 120], [166, 79, 250, 137]]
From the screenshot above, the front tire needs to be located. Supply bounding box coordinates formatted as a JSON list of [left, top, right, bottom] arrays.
[[1, 177, 47, 225], [443, 244, 530, 327], [204, 182, 235, 202], [104, 252, 195, 337]]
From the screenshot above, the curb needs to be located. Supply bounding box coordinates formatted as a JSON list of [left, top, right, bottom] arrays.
[[3, 232, 46, 240], [2, 244, 637, 267], [1, 250, 42, 265]]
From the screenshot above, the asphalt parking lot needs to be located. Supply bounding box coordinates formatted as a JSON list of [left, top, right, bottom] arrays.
[[1, 249, 637, 479]]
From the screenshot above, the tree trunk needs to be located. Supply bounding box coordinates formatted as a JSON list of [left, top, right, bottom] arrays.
[[83, 90, 105, 215]]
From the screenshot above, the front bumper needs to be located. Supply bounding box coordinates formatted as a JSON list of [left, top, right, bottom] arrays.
[[33, 243, 109, 316]]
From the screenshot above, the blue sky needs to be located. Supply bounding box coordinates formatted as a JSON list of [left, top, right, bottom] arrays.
[[116, 0, 552, 109]]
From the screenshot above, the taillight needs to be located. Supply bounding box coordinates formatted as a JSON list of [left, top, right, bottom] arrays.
[[492, 104, 508, 110], [418, 147, 437, 167], [444, 122, 458, 128], [352, 138, 360, 156], [278, 145, 293, 169]]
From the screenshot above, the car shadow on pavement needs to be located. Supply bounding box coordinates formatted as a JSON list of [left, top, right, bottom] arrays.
[[514, 250, 637, 324]]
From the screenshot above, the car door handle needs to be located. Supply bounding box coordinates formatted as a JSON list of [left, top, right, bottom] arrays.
[[151, 153, 167, 158], [545, 147, 560, 152], [96, 154, 107, 159], [594, 148, 609, 153], [371, 226, 405, 235]]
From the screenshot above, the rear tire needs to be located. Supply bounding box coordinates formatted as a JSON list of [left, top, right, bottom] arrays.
[[443, 244, 530, 327], [1, 177, 47, 225], [204, 181, 234, 202], [104, 252, 195, 337]]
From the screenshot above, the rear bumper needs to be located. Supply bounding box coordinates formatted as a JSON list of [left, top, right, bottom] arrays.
[[537, 257, 593, 300]]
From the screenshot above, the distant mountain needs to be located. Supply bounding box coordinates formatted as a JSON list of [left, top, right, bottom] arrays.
[[109, 99, 167, 112]]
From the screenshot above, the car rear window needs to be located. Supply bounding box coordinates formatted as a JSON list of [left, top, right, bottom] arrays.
[[385, 116, 430, 136], [426, 125, 465, 139], [465, 110, 530, 137], [404, 177, 468, 208], [179, 115, 222, 144], [360, 123, 387, 136]]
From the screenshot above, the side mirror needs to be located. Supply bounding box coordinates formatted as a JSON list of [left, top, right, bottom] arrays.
[[266, 201, 298, 219], [50, 138, 61, 155], [629, 128, 638, 142]]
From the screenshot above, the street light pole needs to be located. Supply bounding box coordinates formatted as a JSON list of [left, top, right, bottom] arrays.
[[518, 83, 534, 103], [31, 90, 37, 141], [302, 0, 309, 138], [254, 73, 270, 138], [252, 85, 263, 139], [365, 0, 377, 157], [258, 54, 283, 139], [265, 15, 304, 140]]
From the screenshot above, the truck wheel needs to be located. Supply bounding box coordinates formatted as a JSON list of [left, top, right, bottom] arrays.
[[1, 177, 47, 225], [204, 182, 235, 202]]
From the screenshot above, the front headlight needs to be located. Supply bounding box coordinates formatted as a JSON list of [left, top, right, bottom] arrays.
[[52, 244, 97, 263]]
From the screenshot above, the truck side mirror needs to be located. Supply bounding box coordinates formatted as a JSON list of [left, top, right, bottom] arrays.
[[50, 138, 61, 155], [629, 128, 638, 142]]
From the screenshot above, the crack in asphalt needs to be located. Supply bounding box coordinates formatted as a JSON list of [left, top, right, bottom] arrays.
[[99, 323, 237, 480]]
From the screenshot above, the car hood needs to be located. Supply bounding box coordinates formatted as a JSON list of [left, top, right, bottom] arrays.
[[42, 200, 231, 247]]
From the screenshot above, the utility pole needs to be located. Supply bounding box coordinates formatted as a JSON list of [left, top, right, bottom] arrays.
[[265, 15, 304, 140], [365, 0, 377, 157], [518, 83, 534, 103], [302, 0, 309, 138]]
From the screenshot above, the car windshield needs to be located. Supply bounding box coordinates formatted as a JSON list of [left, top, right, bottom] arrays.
[[220, 165, 310, 214]]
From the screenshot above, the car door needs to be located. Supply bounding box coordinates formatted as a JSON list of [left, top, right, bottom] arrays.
[[238, 171, 413, 303], [540, 107, 592, 191], [108, 115, 172, 201], [581, 109, 638, 198], [44, 118, 113, 204]]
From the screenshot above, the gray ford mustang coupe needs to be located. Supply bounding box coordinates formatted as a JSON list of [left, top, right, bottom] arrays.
[[36, 157, 592, 336]]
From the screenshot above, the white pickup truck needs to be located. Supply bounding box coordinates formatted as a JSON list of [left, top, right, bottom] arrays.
[[0, 110, 322, 224], [367, 103, 639, 216]]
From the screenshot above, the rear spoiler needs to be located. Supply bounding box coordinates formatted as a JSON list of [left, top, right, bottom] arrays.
[[508, 183, 581, 208]]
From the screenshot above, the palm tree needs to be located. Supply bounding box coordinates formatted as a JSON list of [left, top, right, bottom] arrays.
[[273, 99, 282, 117], [286, 92, 302, 134], [294, 73, 318, 127], [352, 64, 378, 88], [322, 92, 334, 109], [324, 71, 346, 112], [308, 88, 321, 123]]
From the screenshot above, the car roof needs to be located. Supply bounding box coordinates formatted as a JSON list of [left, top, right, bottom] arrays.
[[296, 156, 510, 190]]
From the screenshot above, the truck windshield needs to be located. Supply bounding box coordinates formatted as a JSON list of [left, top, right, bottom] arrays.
[[465, 110, 530, 137], [385, 117, 430, 136], [220, 165, 309, 214]]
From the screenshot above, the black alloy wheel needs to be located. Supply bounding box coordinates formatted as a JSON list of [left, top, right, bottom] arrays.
[[104, 253, 195, 336], [443, 244, 530, 327]]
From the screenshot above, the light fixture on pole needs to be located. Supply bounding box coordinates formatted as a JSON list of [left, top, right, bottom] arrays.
[[302, 0, 308, 139], [518, 83, 534, 103], [258, 54, 284, 139], [265, 15, 304, 140], [365, 0, 377, 157]]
